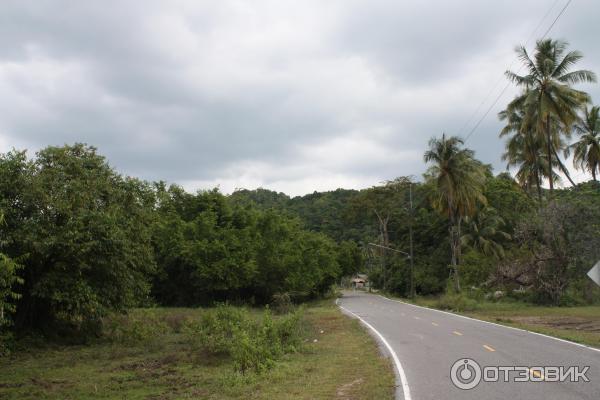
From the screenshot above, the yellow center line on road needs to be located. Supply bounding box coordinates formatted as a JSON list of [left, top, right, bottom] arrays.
[[483, 344, 496, 352], [453, 331, 463, 336], [431, 322, 439, 326], [529, 368, 545, 380]]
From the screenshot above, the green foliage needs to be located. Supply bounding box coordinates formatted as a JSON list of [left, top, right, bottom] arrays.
[[503, 38, 596, 192], [0, 145, 156, 336], [183, 304, 303, 374], [2, 134, 600, 346], [336, 240, 364, 277], [435, 292, 479, 312], [461, 207, 511, 259], [152, 187, 341, 305], [483, 173, 535, 232], [424, 134, 488, 291], [0, 253, 22, 328], [424, 135, 488, 219], [271, 292, 294, 314], [460, 249, 495, 288], [571, 105, 600, 181], [102, 310, 169, 344], [491, 193, 600, 305]]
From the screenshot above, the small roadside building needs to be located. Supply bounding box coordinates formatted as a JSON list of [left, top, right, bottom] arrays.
[[351, 274, 368, 289]]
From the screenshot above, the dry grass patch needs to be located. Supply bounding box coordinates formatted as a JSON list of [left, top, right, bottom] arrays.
[[0, 302, 394, 400]]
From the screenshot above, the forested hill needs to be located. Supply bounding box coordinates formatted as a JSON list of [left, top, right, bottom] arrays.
[[230, 188, 365, 242], [229, 177, 600, 304]]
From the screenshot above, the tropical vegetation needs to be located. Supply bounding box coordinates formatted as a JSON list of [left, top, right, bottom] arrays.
[[0, 37, 600, 399]]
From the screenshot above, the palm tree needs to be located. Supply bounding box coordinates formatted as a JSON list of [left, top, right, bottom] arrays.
[[504, 39, 596, 193], [499, 105, 561, 203], [570, 105, 600, 182], [461, 208, 511, 259], [424, 134, 487, 291]]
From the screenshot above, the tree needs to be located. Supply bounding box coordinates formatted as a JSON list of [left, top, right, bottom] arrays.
[[350, 178, 412, 290], [571, 105, 600, 182], [504, 39, 596, 193], [152, 186, 342, 306], [460, 208, 511, 259], [361, 178, 412, 248], [424, 134, 487, 291], [483, 173, 535, 233], [337, 240, 364, 277], [0, 145, 156, 336], [0, 212, 23, 329], [499, 105, 559, 202], [514, 200, 600, 304]]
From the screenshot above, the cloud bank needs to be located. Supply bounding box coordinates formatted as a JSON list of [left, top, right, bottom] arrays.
[[0, 0, 598, 195]]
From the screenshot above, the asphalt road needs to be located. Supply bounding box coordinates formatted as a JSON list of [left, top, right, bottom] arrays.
[[337, 291, 600, 400]]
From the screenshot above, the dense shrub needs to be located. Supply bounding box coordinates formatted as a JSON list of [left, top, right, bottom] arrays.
[[271, 292, 294, 314], [435, 292, 479, 312], [102, 310, 169, 344], [0, 331, 15, 356], [183, 304, 303, 374]]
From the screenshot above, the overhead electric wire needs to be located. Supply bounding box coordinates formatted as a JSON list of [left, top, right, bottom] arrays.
[[455, 0, 561, 138], [461, 0, 574, 143]]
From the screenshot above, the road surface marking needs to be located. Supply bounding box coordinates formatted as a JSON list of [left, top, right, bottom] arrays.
[[378, 294, 600, 354], [336, 299, 412, 400], [414, 316, 420, 320], [483, 344, 496, 352], [453, 331, 463, 336], [431, 322, 439, 326], [529, 368, 545, 380]]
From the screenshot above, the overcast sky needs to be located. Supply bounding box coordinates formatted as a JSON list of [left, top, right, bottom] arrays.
[[0, 0, 598, 196]]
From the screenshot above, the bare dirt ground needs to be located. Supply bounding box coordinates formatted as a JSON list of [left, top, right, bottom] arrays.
[[510, 316, 600, 333]]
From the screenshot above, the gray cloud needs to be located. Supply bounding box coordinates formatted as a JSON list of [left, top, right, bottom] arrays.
[[0, 0, 598, 195]]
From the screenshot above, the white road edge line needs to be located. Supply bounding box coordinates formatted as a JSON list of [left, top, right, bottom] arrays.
[[336, 298, 412, 400], [378, 294, 600, 354]]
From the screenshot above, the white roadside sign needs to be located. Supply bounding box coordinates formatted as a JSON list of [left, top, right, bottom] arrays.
[[588, 261, 600, 287]]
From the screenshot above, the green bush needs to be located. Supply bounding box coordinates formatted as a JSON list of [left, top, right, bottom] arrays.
[[230, 327, 275, 374], [436, 292, 479, 312], [273, 307, 304, 352], [271, 292, 294, 314], [102, 310, 169, 344], [183, 304, 304, 374], [183, 304, 251, 355], [0, 331, 15, 357]]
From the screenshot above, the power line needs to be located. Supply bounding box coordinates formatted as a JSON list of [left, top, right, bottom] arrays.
[[462, 0, 574, 143], [539, 0, 573, 40], [455, 0, 561, 138]]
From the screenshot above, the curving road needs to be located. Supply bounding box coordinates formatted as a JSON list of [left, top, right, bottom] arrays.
[[337, 291, 600, 400]]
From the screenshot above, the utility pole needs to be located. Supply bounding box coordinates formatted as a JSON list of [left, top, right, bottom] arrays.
[[409, 183, 415, 299]]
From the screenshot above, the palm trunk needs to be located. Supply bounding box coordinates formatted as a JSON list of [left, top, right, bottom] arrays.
[[533, 149, 543, 204], [535, 170, 543, 204], [450, 213, 461, 292], [457, 217, 463, 266], [593, 169, 597, 182], [546, 115, 554, 193], [551, 145, 576, 186]]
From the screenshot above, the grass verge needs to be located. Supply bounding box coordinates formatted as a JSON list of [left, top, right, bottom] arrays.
[[0, 301, 394, 399]]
